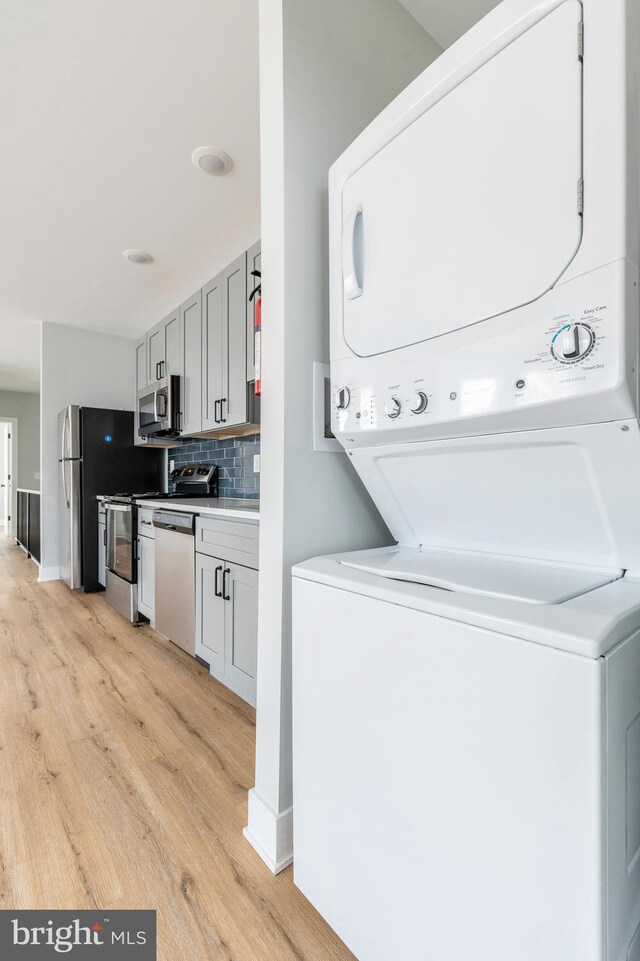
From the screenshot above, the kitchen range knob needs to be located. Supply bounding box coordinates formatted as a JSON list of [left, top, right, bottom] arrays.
[[411, 390, 429, 414], [386, 396, 402, 419], [336, 387, 351, 410], [551, 323, 595, 363]]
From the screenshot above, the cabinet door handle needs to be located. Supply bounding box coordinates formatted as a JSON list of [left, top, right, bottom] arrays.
[[160, 360, 165, 378], [222, 568, 231, 601], [214, 565, 223, 597], [103, 528, 107, 546], [220, 397, 227, 423], [214, 399, 221, 424]]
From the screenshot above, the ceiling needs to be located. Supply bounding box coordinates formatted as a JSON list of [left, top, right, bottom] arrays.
[[399, 0, 500, 49], [0, 0, 260, 393]]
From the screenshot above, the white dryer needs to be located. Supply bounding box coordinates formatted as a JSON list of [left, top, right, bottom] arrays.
[[292, 0, 640, 959]]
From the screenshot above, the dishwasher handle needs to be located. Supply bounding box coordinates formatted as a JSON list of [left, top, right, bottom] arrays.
[[152, 510, 195, 535]]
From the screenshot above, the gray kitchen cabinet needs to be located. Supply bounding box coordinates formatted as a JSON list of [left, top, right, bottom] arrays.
[[195, 515, 259, 706], [147, 310, 180, 383], [134, 336, 148, 447], [135, 240, 260, 443], [201, 274, 223, 432], [223, 562, 259, 703], [196, 553, 226, 679], [201, 254, 248, 432], [137, 528, 155, 624], [246, 241, 261, 382], [222, 253, 249, 428], [179, 290, 202, 435]]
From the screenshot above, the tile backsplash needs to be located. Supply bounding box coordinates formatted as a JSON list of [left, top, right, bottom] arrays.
[[169, 434, 260, 500]]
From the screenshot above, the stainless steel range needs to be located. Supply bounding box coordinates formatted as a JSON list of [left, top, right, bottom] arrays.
[[103, 464, 218, 625]]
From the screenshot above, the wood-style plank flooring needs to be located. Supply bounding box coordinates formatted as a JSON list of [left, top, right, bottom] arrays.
[[0, 536, 354, 960]]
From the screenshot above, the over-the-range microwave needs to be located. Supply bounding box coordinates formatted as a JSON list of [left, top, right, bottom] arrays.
[[137, 375, 180, 439]]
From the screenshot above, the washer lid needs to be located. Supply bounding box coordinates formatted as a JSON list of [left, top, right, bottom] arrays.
[[340, 548, 622, 605]]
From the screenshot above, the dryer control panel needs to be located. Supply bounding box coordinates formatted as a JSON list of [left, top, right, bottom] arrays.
[[332, 261, 636, 447]]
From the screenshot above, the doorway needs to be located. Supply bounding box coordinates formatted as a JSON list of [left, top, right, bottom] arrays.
[[0, 419, 18, 538]]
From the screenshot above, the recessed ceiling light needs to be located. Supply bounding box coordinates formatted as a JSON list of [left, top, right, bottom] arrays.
[[191, 147, 233, 176], [122, 249, 153, 264]]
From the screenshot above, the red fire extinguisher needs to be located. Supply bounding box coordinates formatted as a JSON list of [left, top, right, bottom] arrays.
[[249, 269, 262, 396]]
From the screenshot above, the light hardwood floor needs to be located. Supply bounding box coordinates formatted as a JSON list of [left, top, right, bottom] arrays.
[[0, 538, 354, 961]]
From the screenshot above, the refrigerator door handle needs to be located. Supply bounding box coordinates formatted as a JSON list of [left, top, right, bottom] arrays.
[[61, 407, 67, 462], [61, 413, 70, 507]]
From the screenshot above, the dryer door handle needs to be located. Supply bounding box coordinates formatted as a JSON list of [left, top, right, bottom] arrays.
[[343, 204, 363, 300]]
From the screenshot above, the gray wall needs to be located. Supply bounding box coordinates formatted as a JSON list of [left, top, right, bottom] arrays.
[[40, 323, 136, 580], [0, 390, 40, 489]]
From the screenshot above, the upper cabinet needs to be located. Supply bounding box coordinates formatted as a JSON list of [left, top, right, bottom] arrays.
[[180, 290, 203, 436], [201, 273, 223, 432], [202, 253, 251, 430], [133, 241, 261, 446], [148, 310, 180, 383], [221, 253, 248, 429], [134, 336, 148, 447], [247, 241, 261, 383]]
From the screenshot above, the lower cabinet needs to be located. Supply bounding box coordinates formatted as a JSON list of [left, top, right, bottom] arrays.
[[16, 490, 40, 564], [137, 532, 155, 624], [196, 553, 258, 706]]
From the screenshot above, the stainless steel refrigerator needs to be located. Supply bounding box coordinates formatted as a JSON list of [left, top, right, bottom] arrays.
[[58, 406, 164, 591]]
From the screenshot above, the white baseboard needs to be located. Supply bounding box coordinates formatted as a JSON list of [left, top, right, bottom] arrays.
[[38, 566, 60, 583], [244, 788, 293, 874]]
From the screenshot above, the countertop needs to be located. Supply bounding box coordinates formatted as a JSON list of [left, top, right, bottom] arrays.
[[134, 497, 260, 520]]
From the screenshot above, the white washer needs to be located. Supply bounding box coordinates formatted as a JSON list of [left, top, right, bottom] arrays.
[[293, 550, 640, 961], [292, 0, 640, 958]]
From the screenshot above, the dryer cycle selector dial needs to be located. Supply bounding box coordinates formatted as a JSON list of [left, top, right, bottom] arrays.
[[336, 387, 351, 410], [411, 391, 429, 414], [386, 397, 402, 419], [551, 323, 595, 363]]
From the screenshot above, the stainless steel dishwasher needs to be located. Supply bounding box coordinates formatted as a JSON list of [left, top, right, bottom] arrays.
[[152, 510, 195, 655]]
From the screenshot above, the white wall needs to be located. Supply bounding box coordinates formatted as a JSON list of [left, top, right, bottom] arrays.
[[246, 0, 442, 872], [0, 390, 40, 489], [40, 323, 136, 580]]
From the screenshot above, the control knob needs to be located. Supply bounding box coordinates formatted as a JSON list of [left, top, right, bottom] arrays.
[[386, 396, 402, 419], [336, 387, 351, 410], [551, 323, 595, 363], [411, 390, 428, 414]]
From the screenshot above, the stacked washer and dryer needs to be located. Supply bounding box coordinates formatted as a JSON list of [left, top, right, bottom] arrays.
[[292, 0, 640, 959]]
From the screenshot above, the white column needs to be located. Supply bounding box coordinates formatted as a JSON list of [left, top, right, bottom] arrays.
[[245, 0, 441, 873]]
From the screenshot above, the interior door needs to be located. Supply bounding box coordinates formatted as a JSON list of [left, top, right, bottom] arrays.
[[3, 424, 10, 531], [341, 1, 583, 357]]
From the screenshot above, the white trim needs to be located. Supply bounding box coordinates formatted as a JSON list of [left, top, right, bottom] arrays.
[[16, 488, 40, 495], [244, 789, 293, 874], [38, 565, 60, 583]]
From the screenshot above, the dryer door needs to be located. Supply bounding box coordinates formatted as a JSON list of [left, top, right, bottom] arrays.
[[341, 0, 583, 358]]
